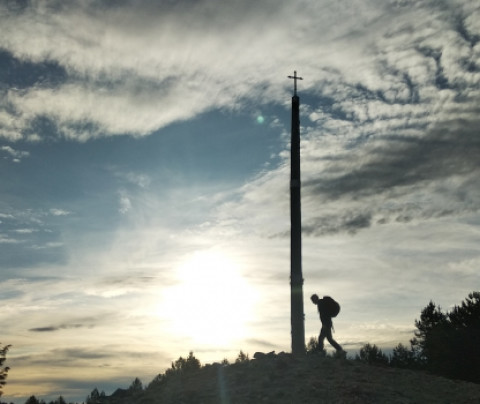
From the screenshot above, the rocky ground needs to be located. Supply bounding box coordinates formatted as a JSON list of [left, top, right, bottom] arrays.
[[101, 353, 480, 404]]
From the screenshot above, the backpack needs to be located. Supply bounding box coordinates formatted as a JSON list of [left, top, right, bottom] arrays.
[[323, 296, 340, 318]]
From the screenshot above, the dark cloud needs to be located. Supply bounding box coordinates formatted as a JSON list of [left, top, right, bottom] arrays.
[[303, 213, 373, 237], [303, 17, 480, 210], [305, 113, 480, 202], [14, 347, 118, 367], [16, 346, 167, 366], [301, 49, 480, 237], [415, 45, 450, 90], [4, 0, 30, 13], [54, 348, 110, 360], [29, 323, 88, 332], [29, 326, 59, 332]]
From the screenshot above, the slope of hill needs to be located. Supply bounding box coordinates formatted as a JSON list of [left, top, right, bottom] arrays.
[[98, 353, 480, 404]]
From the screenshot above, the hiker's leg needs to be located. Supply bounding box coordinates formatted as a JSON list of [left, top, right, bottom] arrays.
[[325, 328, 343, 351], [318, 327, 327, 351]]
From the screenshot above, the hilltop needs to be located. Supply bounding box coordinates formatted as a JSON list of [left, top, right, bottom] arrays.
[[94, 352, 480, 404]]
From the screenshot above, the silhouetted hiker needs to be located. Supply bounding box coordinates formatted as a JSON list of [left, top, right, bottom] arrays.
[[311, 294, 344, 354]]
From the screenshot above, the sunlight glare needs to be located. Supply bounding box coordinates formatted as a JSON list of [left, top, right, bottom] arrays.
[[158, 250, 257, 347]]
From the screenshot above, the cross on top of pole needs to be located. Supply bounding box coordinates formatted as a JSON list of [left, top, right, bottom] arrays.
[[288, 70, 303, 96]]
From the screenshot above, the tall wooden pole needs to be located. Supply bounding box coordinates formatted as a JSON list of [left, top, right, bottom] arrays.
[[288, 71, 305, 356]]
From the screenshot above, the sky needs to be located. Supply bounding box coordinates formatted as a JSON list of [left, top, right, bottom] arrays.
[[1, 0, 479, 402]]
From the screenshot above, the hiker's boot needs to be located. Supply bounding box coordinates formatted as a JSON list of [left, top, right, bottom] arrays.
[[334, 350, 347, 359]]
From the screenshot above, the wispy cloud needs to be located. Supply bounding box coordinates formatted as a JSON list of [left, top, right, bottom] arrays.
[[1, 145, 30, 162], [2, 1, 476, 236], [49, 208, 70, 216], [5, 0, 462, 141], [118, 190, 132, 214], [30, 241, 64, 250], [0, 234, 22, 244], [13, 228, 36, 234]]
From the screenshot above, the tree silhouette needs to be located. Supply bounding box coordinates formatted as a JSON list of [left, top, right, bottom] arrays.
[[355, 343, 389, 366], [410, 300, 447, 367], [0, 343, 10, 398], [389, 343, 417, 369], [411, 292, 480, 382], [24, 396, 42, 404], [442, 292, 480, 382], [165, 351, 201, 377], [235, 351, 249, 363], [129, 377, 143, 392], [47, 397, 66, 404], [86, 387, 105, 404]]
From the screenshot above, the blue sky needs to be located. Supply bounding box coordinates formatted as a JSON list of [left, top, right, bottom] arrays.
[[1, 0, 480, 402]]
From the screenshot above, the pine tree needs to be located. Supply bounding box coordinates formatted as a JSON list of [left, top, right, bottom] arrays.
[[0, 343, 11, 398], [411, 292, 480, 382]]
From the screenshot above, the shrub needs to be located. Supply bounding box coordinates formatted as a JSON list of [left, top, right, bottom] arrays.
[[306, 336, 321, 353], [356, 343, 389, 366]]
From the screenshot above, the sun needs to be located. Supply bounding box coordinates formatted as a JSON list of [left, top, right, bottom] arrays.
[[158, 250, 257, 347]]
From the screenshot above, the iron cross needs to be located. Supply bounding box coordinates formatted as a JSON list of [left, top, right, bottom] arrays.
[[288, 70, 303, 96]]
